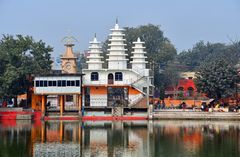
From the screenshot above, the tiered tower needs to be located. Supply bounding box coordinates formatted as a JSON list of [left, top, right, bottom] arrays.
[[107, 21, 128, 69], [86, 35, 104, 70], [130, 37, 148, 74]]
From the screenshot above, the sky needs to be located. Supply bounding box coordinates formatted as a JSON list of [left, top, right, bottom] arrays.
[[1, 0, 240, 63]]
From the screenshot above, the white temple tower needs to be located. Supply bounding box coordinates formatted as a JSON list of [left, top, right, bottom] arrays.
[[86, 35, 104, 70], [107, 21, 128, 69], [130, 37, 148, 74]]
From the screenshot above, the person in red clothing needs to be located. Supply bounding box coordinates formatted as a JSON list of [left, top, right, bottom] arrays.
[[2, 100, 7, 107]]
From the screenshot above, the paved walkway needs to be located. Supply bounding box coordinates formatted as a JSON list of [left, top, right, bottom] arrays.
[[153, 110, 240, 120]]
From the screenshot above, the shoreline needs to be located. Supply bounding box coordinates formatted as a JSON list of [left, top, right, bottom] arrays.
[[1, 108, 240, 121]]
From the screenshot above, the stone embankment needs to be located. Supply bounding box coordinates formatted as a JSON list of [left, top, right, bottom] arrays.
[[0, 108, 33, 120], [152, 110, 240, 120]]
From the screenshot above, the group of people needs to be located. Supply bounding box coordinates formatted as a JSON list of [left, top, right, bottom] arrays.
[[153, 99, 240, 112], [154, 100, 188, 110], [179, 102, 187, 109], [155, 100, 166, 109], [0, 99, 26, 108], [0, 99, 14, 108], [202, 101, 240, 112]]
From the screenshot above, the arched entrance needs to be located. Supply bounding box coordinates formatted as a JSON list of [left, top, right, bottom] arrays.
[[178, 87, 184, 97], [187, 87, 194, 97], [178, 87, 184, 91], [108, 73, 114, 84]]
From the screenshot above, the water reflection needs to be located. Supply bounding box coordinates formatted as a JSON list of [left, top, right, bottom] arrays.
[[0, 120, 240, 157]]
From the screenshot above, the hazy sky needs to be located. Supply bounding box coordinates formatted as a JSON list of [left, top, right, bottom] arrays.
[[1, 0, 240, 62]]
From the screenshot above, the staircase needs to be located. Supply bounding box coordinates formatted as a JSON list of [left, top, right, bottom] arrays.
[[131, 97, 147, 108], [131, 76, 145, 85], [112, 107, 123, 117], [131, 77, 148, 95], [129, 68, 154, 107], [129, 93, 144, 107]]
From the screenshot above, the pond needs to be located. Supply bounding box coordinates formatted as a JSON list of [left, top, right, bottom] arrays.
[[0, 120, 239, 157]]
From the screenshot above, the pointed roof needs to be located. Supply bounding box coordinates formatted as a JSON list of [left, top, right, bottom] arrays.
[[61, 44, 76, 59], [131, 37, 148, 63], [86, 35, 104, 68], [61, 35, 77, 59], [110, 18, 124, 31]]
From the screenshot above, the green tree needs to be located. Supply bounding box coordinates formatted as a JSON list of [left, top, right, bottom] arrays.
[[154, 60, 181, 99], [177, 41, 226, 71], [177, 41, 240, 71], [0, 35, 53, 103], [162, 63, 181, 98], [124, 24, 176, 64], [76, 52, 87, 72], [195, 57, 238, 100]]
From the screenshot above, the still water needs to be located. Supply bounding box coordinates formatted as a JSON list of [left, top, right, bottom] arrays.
[[0, 120, 240, 157]]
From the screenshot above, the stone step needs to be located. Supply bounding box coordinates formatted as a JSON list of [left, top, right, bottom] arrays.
[[16, 114, 33, 120]]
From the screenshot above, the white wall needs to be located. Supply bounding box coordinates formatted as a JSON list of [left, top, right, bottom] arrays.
[[82, 70, 142, 86]]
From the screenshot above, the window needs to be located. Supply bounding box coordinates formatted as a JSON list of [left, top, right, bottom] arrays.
[[53, 81, 57, 86], [48, 81, 53, 87], [143, 87, 147, 94], [76, 80, 80, 86], [36, 79, 80, 87], [91, 72, 99, 81], [40, 81, 43, 87], [115, 72, 123, 81], [66, 95, 73, 102], [57, 80, 62, 87], [71, 80, 75, 86], [36, 81, 40, 87], [178, 87, 184, 91], [67, 80, 71, 86], [43, 81, 47, 87], [62, 80, 66, 87]]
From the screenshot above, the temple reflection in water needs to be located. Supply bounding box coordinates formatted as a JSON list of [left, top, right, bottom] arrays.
[[0, 120, 240, 157], [33, 121, 149, 157]]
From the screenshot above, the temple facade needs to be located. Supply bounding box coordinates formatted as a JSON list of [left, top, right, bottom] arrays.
[[82, 22, 152, 108]]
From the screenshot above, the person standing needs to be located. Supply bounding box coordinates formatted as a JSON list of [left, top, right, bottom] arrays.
[[162, 100, 166, 109], [157, 100, 161, 109]]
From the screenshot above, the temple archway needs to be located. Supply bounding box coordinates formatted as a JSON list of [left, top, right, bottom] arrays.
[[108, 73, 114, 84]]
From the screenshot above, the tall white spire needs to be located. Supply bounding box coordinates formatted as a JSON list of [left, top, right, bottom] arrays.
[[86, 34, 104, 70], [130, 37, 148, 73], [107, 20, 128, 69]]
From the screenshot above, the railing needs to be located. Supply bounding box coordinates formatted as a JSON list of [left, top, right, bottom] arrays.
[[131, 68, 149, 77], [131, 77, 150, 94], [129, 94, 144, 106], [130, 76, 145, 85], [83, 79, 135, 86]]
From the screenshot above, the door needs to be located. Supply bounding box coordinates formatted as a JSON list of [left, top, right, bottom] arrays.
[[108, 73, 114, 84]]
